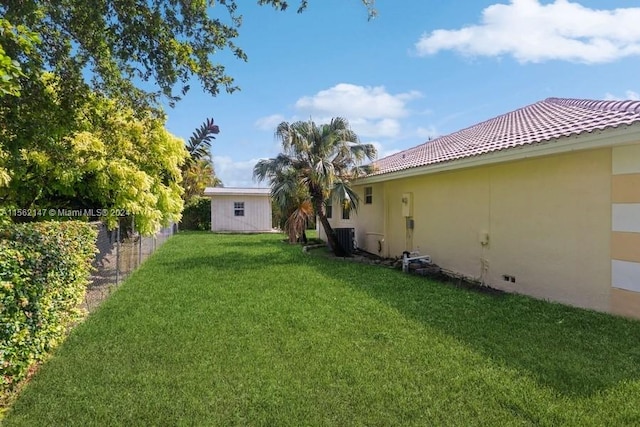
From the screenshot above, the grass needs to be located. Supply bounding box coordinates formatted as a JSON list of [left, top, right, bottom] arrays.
[[4, 232, 640, 426]]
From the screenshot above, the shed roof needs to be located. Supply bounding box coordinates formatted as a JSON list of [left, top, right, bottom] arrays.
[[204, 187, 270, 197], [371, 97, 640, 177]]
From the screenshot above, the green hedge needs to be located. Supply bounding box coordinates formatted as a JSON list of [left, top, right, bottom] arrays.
[[0, 221, 97, 394], [180, 197, 211, 231]]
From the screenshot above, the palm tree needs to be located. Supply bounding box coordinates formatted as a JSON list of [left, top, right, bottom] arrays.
[[182, 158, 222, 202], [182, 118, 222, 202], [254, 117, 376, 256], [269, 167, 313, 243]]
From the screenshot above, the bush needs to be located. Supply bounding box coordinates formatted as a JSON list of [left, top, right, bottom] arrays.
[[180, 197, 211, 231], [0, 221, 97, 394]]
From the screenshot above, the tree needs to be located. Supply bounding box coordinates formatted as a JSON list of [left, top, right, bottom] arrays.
[[0, 81, 187, 234], [254, 118, 376, 256], [0, 19, 37, 98], [1, 1, 375, 111], [182, 158, 223, 203], [269, 168, 313, 243]]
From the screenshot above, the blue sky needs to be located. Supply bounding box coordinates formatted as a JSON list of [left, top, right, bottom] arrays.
[[163, 0, 640, 187]]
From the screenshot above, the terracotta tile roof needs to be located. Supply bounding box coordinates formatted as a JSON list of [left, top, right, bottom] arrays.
[[371, 97, 640, 176]]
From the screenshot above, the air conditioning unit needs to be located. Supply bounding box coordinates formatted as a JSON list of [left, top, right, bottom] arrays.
[[334, 227, 356, 256]]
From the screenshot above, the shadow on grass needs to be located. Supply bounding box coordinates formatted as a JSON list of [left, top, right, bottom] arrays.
[[156, 233, 640, 397], [315, 258, 640, 398]]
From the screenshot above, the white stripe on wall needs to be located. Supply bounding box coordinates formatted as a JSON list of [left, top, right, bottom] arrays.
[[612, 203, 640, 233], [612, 260, 640, 292], [613, 145, 640, 175]]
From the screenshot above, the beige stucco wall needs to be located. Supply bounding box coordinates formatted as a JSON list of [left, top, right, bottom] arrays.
[[487, 149, 611, 310], [210, 195, 272, 232], [351, 148, 613, 312], [353, 184, 386, 255]]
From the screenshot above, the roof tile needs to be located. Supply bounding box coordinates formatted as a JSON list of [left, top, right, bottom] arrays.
[[371, 97, 640, 176]]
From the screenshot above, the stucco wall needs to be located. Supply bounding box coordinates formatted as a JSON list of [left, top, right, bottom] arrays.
[[210, 195, 272, 232], [486, 149, 611, 310], [351, 148, 613, 312]]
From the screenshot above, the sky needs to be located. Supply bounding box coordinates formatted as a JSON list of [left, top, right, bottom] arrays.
[[162, 0, 640, 188]]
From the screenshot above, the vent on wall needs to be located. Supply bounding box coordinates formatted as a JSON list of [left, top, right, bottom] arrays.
[[502, 274, 516, 283]]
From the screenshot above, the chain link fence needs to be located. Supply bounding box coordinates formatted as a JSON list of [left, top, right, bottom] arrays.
[[85, 218, 176, 312]]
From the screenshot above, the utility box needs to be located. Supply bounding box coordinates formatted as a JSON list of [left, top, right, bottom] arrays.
[[479, 231, 489, 246], [401, 192, 413, 217], [334, 228, 356, 255]]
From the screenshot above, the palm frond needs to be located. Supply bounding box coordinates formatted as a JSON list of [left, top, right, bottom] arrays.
[[184, 118, 220, 168], [283, 199, 313, 243], [329, 180, 361, 213]]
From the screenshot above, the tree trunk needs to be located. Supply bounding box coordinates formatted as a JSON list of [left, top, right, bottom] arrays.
[[312, 197, 347, 257]]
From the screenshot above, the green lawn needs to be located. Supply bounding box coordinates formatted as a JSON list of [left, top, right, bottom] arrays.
[[4, 233, 640, 426]]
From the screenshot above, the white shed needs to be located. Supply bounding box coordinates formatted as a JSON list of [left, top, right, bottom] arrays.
[[204, 187, 272, 232]]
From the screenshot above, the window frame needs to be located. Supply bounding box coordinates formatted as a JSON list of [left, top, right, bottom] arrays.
[[233, 201, 245, 217], [364, 186, 373, 204], [342, 203, 350, 220]]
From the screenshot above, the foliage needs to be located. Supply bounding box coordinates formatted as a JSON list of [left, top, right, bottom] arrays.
[[182, 118, 222, 204], [0, 19, 38, 98], [0, 18, 40, 187], [0, 1, 375, 111], [184, 118, 219, 168], [0, 81, 187, 235], [254, 117, 376, 255], [179, 196, 211, 231], [182, 159, 222, 203], [268, 167, 312, 242], [3, 233, 640, 425], [284, 199, 313, 243], [0, 221, 97, 397]]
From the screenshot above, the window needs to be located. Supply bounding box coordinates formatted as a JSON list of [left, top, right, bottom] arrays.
[[234, 201, 245, 217], [342, 203, 350, 220], [326, 199, 332, 219], [364, 186, 373, 204]]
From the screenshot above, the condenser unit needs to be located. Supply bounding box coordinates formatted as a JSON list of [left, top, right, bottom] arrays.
[[334, 227, 356, 256]]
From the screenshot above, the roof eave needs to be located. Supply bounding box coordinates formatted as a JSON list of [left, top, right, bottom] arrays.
[[356, 124, 640, 185], [203, 188, 271, 197]]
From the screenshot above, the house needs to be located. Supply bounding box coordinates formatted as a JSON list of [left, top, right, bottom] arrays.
[[204, 187, 272, 232], [320, 98, 640, 319]]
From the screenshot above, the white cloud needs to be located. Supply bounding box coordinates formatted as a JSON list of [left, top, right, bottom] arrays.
[[296, 83, 421, 119], [350, 118, 402, 139], [255, 114, 285, 131], [605, 90, 640, 101], [415, 0, 640, 63], [213, 156, 265, 188], [370, 141, 401, 160], [294, 83, 422, 139]]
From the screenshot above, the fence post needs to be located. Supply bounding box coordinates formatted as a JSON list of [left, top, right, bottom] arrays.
[[116, 220, 121, 285], [138, 234, 142, 266]]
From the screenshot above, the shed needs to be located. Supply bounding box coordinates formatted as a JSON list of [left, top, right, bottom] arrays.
[[204, 187, 272, 232]]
